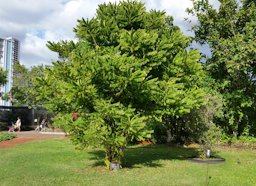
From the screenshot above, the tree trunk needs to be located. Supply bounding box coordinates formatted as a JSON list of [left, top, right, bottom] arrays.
[[166, 129, 173, 143]]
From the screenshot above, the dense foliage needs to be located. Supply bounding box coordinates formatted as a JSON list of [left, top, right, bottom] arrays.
[[0, 132, 16, 141], [11, 62, 46, 106], [0, 66, 7, 100], [0, 67, 7, 87], [188, 0, 256, 137], [35, 1, 209, 169]]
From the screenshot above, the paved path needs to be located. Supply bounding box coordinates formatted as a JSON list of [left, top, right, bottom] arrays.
[[16, 131, 66, 138]]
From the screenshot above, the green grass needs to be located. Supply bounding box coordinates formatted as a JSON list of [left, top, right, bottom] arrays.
[[0, 132, 16, 141], [1, 139, 256, 186]]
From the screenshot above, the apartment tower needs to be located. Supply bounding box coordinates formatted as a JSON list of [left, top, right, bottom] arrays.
[[0, 37, 20, 106]]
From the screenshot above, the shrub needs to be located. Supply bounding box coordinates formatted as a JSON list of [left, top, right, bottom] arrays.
[[0, 132, 16, 141], [220, 127, 256, 145]]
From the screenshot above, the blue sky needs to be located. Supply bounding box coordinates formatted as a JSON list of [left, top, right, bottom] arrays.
[[0, 0, 218, 68]]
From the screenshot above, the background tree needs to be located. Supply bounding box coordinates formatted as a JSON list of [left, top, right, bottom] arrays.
[[35, 1, 209, 169], [0, 67, 7, 100], [0, 67, 7, 86], [11, 62, 28, 105], [188, 0, 256, 137], [11, 62, 46, 106]]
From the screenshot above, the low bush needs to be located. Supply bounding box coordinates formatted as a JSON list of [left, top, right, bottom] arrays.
[[0, 132, 16, 141], [220, 127, 256, 145]]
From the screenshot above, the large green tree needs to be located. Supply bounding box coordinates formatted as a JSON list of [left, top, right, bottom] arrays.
[[36, 1, 207, 169], [188, 0, 256, 137]]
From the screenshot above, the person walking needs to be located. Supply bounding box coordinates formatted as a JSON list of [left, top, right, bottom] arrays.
[[14, 117, 21, 132]]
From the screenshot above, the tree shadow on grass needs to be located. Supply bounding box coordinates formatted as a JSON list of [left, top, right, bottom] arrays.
[[88, 144, 199, 169]]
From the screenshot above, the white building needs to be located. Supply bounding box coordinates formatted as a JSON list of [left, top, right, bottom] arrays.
[[0, 37, 20, 106]]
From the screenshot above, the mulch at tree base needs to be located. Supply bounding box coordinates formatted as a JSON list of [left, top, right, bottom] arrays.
[[137, 140, 153, 145]]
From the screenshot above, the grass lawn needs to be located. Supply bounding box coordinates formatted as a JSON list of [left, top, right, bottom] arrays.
[[0, 139, 256, 186]]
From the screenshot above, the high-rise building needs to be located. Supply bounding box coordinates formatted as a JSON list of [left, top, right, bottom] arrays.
[[0, 37, 20, 106]]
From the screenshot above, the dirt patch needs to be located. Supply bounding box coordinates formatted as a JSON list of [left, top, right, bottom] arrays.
[[0, 131, 67, 149], [0, 137, 50, 148]]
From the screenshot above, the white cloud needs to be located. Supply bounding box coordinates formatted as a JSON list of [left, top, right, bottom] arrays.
[[21, 33, 58, 67], [42, 1, 93, 37], [159, 0, 193, 19], [0, 0, 62, 24], [0, 0, 220, 68]]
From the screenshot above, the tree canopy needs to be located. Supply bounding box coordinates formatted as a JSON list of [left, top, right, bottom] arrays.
[[11, 62, 46, 106], [0, 67, 7, 87], [188, 0, 256, 136], [35, 1, 208, 169]]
